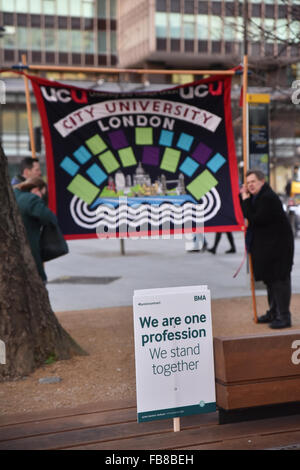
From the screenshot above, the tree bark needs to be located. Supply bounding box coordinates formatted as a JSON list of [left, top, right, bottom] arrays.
[[0, 144, 86, 381]]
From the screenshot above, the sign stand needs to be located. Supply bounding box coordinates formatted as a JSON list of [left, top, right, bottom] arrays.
[[173, 417, 180, 432]]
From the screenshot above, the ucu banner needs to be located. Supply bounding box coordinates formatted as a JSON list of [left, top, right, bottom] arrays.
[[28, 73, 243, 239]]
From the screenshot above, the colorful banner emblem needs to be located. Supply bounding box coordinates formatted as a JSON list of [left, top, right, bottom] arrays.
[[29, 74, 243, 239]]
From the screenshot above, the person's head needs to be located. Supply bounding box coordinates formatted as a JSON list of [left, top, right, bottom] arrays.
[[20, 157, 42, 179], [246, 169, 265, 195], [16, 177, 47, 199]]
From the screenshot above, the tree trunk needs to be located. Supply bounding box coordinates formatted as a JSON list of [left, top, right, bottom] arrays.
[[0, 145, 86, 381]]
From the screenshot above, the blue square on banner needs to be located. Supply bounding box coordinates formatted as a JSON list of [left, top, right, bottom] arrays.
[[86, 163, 107, 186], [179, 157, 199, 177], [73, 145, 92, 164], [60, 157, 79, 176], [159, 130, 174, 147], [207, 153, 226, 173], [176, 132, 194, 151]]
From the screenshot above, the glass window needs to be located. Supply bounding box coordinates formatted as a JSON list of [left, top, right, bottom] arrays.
[[184, 0, 194, 14], [70, 1, 81, 16], [249, 18, 262, 42], [29, 0, 41, 13], [264, 18, 275, 42], [276, 19, 289, 42], [1, 0, 15, 12], [110, 31, 116, 53], [58, 30, 70, 52], [197, 15, 208, 40], [2, 110, 17, 134], [98, 0, 106, 18], [169, 13, 181, 38], [211, 16, 222, 40], [110, 0, 116, 17], [16, 0, 28, 12], [17, 27, 29, 48], [43, 0, 55, 14], [31, 28, 43, 50], [57, 0, 69, 16], [98, 30, 107, 53], [183, 14, 195, 39], [223, 17, 235, 41], [45, 29, 56, 50], [3, 30, 16, 49], [156, 0, 166, 12], [170, 0, 180, 13], [71, 30, 82, 52], [155, 12, 167, 38], [290, 21, 300, 40], [83, 31, 94, 53], [83, 0, 95, 17], [19, 110, 29, 133]]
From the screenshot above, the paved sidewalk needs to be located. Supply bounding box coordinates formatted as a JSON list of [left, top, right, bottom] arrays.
[[45, 232, 300, 312]]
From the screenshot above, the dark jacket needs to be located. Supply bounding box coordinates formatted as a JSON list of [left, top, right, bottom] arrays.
[[241, 183, 294, 282], [14, 188, 57, 281]]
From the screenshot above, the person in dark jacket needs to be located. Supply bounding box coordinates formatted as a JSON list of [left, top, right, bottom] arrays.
[[240, 169, 294, 329], [14, 177, 57, 282]]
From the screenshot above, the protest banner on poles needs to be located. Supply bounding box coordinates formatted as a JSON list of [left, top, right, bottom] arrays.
[[133, 286, 216, 423], [26, 72, 243, 239]]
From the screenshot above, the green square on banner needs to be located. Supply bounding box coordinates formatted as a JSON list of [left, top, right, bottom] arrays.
[[99, 150, 120, 173], [85, 134, 107, 155], [186, 169, 218, 200], [118, 147, 137, 167], [160, 148, 181, 173], [67, 174, 99, 204], [135, 127, 153, 145]]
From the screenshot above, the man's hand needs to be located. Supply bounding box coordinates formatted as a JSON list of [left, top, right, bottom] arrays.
[[240, 184, 250, 200]]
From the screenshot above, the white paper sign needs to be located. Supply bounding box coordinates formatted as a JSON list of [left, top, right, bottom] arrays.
[[133, 285, 216, 422]]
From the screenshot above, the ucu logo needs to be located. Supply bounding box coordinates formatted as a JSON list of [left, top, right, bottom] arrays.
[[179, 82, 223, 100], [41, 86, 88, 104]]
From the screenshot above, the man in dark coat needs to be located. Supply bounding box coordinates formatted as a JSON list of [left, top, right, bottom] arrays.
[[240, 169, 294, 329]]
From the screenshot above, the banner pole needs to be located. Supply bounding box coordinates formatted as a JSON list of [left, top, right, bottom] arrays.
[[242, 3, 258, 323], [21, 64, 236, 76], [21, 54, 36, 159]]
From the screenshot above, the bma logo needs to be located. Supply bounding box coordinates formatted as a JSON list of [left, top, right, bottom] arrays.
[[0, 340, 5, 365], [291, 340, 300, 365], [194, 295, 207, 301]]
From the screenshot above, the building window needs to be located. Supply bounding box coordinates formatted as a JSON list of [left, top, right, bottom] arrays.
[[183, 14, 195, 39], [98, 0, 106, 18], [211, 16, 222, 41], [170, 0, 180, 13], [156, 0, 167, 11], [43, 0, 55, 15], [58, 30, 70, 52], [110, 31, 117, 53], [155, 12, 167, 38], [83, 0, 95, 18], [45, 29, 56, 50], [184, 0, 194, 14], [57, 0, 69, 16], [197, 15, 208, 40], [83, 31, 95, 53], [71, 30, 82, 53], [98, 30, 107, 54], [16, 0, 28, 12], [29, 0, 42, 14], [110, 0, 116, 18], [169, 13, 181, 38], [31, 28, 43, 50]]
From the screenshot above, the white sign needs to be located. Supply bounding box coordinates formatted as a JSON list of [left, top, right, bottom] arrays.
[[133, 285, 216, 423]]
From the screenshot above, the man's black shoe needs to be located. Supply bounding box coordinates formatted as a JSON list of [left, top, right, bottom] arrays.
[[207, 248, 216, 254], [269, 317, 291, 329], [257, 312, 275, 323], [225, 248, 236, 254]]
